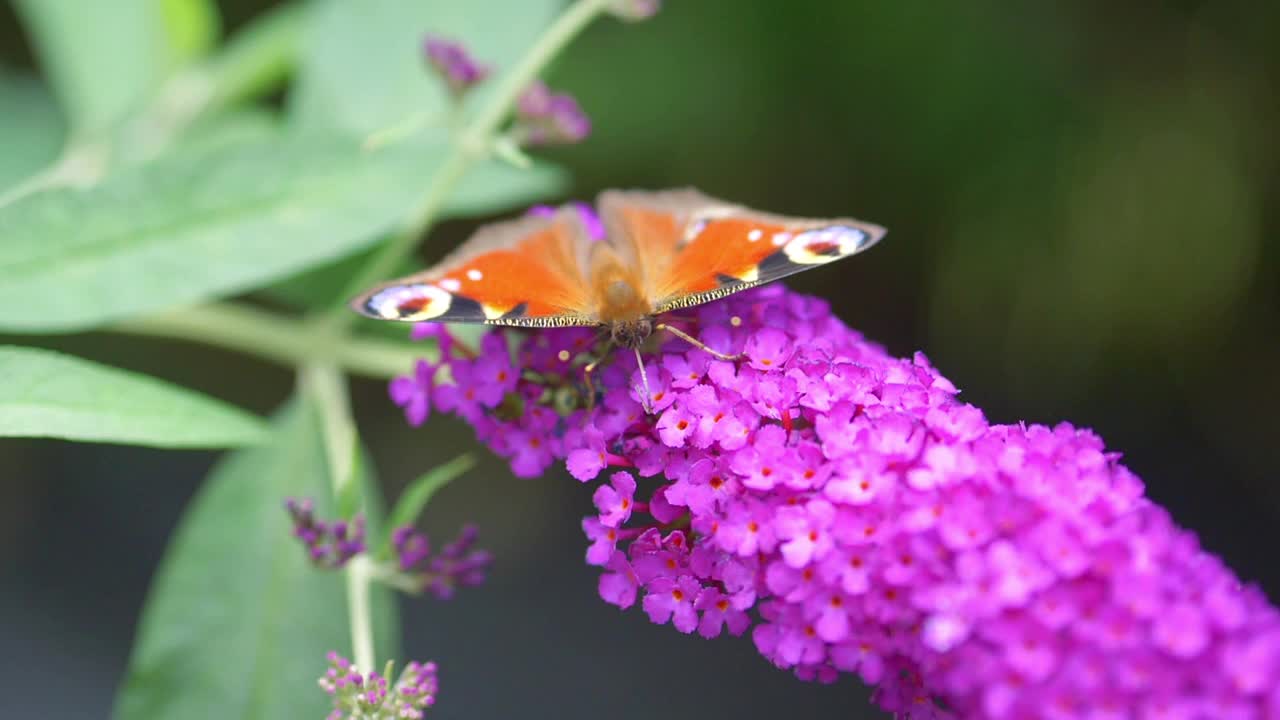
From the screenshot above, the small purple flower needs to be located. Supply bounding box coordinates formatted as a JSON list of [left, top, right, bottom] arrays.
[[694, 586, 750, 639], [390, 360, 434, 427], [285, 498, 365, 569], [607, 0, 661, 21], [643, 574, 701, 633], [320, 652, 438, 719], [423, 35, 489, 98], [514, 80, 591, 146], [593, 471, 637, 528], [598, 550, 639, 609]]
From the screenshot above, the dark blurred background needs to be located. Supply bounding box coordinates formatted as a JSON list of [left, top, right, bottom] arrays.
[[2, 1, 1277, 718]]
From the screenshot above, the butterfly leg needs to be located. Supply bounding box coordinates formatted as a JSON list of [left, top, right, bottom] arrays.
[[583, 356, 602, 413], [654, 323, 743, 362]]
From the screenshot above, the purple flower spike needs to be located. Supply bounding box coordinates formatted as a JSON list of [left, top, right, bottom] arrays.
[[319, 653, 439, 719], [285, 498, 365, 569], [390, 524, 493, 599], [392, 251, 1280, 718], [423, 35, 489, 98], [514, 80, 591, 146]]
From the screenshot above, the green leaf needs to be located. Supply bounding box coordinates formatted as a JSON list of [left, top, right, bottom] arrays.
[[13, 0, 215, 134], [0, 71, 66, 191], [0, 130, 564, 333], [114, 398, 399, 720], [378, 454, 475, 557], [290, 0, 561, 135], [0, 345, 265, 448]]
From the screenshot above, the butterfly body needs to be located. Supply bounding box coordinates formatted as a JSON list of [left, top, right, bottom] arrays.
[[351, 189, 885, 349]]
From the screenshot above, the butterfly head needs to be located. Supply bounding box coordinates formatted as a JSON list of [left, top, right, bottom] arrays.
[[608, 317, 653, 349]]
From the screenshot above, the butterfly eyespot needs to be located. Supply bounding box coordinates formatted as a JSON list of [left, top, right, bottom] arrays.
[[366, 284, 453, 321], [782, 225, 871, 265]]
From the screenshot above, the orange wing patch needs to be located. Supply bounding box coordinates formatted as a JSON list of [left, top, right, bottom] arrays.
[[597, 189, 885, 314], [351, 210, 598, 327]]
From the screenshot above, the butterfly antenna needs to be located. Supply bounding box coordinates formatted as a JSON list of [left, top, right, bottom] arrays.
[[654, 322, 743, 362], [634, 346, 654, 414]]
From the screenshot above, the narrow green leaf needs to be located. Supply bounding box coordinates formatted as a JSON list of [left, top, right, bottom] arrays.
[[0, 345, 265, 448], [378, 453, 475, 557], [290, 0, 560, 135], [13, 0, 192, 133], [0, 71, 67, 192], [114, 398, 399, 720], [0, 130, 564, 333], [205, 2, 305, 109]]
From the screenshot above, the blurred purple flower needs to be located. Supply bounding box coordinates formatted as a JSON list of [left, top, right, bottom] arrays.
[[390, 360, 434, 427], [391, 255, 1280, 717], [319, 651, 438, 719], [285, 498, 365, 569], [392, 524, 493, 600], [608, 0, 662, 21], [527, 201, 607, 240], [422, 35, 489, 98], [514, 80, 591, 146]]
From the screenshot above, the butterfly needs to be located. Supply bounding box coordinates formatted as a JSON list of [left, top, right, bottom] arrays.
[[351, 188, 885, 404]]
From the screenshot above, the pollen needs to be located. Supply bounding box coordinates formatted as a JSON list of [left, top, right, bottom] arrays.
[[676, 420, 689, 430], [730, 315, 742, 327], [557, 350, 571, 362]]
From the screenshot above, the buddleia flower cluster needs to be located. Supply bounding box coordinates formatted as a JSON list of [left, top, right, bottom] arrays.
[[319, 653, 439, 720], [392, 202, 1280, 719]]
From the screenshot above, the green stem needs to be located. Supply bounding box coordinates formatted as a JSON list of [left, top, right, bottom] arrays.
[[109, 302, 430, 379], [302, 362, 376, 673], [324, 0, 612, 326]]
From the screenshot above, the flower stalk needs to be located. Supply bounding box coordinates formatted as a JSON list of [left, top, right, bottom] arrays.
[[326, 0, 613, 326]]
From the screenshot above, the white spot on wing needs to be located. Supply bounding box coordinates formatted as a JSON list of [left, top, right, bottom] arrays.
[[466, 269, 483, 281], [747, 229, 763, 242], [771, 232, 792, 247], [440, 278, 461, 292]]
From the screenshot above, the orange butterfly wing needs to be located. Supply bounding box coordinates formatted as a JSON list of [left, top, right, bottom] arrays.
[[598, 189, 886, 314], [350, 209, 598, 327]]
